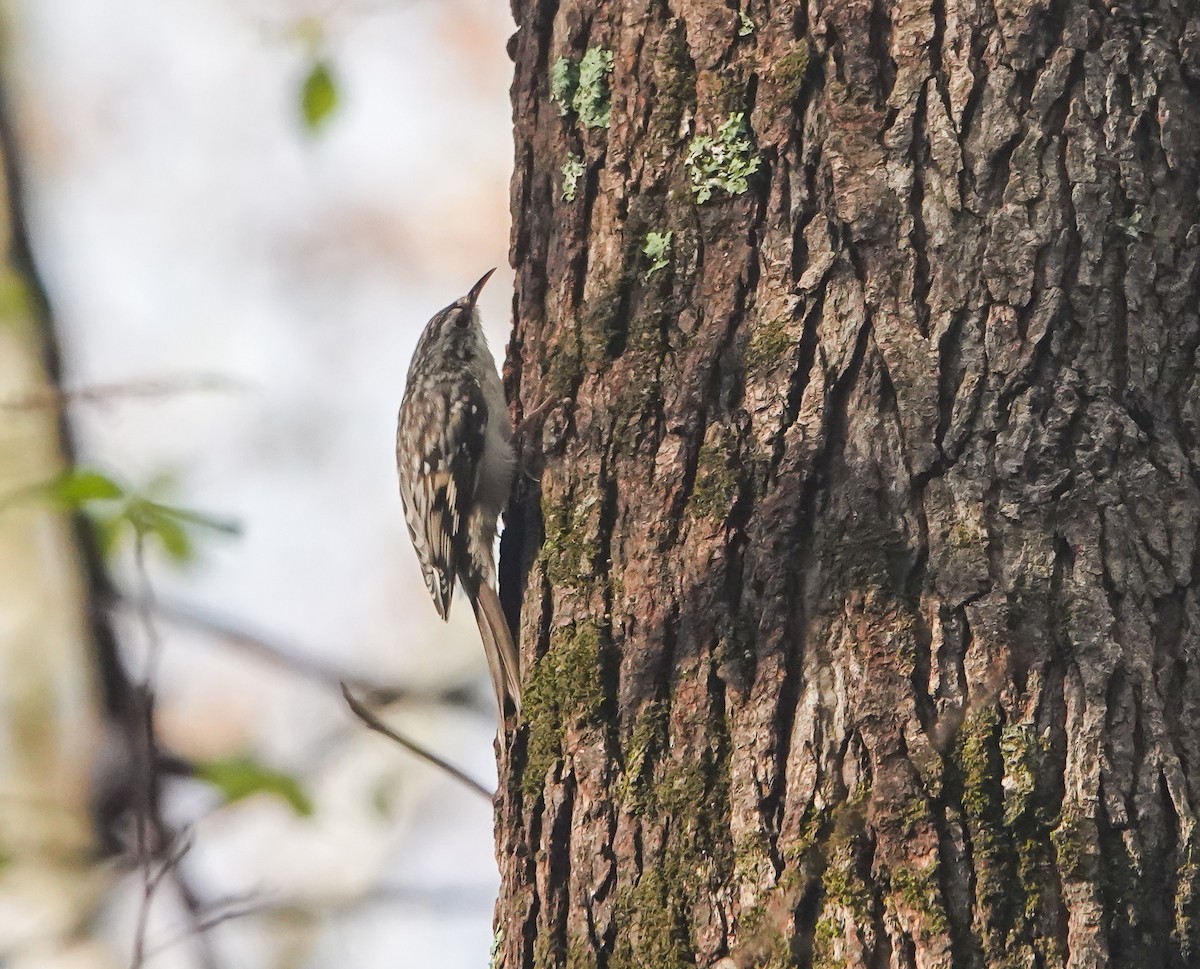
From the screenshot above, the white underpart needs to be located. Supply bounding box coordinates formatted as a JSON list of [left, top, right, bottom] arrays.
[[467, 317, 515, 584]]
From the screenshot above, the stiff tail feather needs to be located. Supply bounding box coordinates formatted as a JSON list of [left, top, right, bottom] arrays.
[[471, 582, 522, 717]]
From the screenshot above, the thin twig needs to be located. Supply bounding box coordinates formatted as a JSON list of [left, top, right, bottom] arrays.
[[145, 879, 494, 957], [127, 538, 220, 969], [340, 684, 493, 801], [131, 829, 194, 969], [0, 374, 245, 412], [111, 592, 482, 711], [130, 535, 161, 969]]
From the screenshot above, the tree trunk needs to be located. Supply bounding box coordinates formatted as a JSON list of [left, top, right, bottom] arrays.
[[496, 1, 1200, 967], [0, 84, 109, 944]]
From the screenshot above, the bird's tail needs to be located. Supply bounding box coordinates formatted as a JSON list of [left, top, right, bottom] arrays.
[[471, 581, 522, 718]]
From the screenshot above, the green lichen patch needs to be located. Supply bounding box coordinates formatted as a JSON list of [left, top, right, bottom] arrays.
[[561, 153, 586, 202], [685, 112, 761, 203], [489, 926, 503, 969], [954, 705, 1018, 948], [999, 723, 1047, 825], [550, 56, 578, 115], [733, 829, 774, 885], [952, 706, 1063, 964], [773, 794, 877, 969], [713, 74, 751, 117], [521, 621, 606, 798], [549, 47, 613, 129], [956, 704, 1004, 828], [781, 804, 827, 865], [1050, 807, 1098, 882], [610, 867, 693, 969], [564, 934, 599, 969], [770, 40, 811, 104], [642, 230, 672, 279], [619, 700, 668, 807], [897, 794, 930, 837], [691, 425, 742, 521], [813, 833, 874, 968], [1116, 206, 1148, 239], [575, 47, 614, 129], [820, 859, 873, 925], [737, 11, 755, 37], [745, 315, 797, 371], [731, 895, 795, 969], [612, 702, 734, 965], [812, 915, 842, 969], [539, 489, 602, 588], [888, 863, 948, 935]]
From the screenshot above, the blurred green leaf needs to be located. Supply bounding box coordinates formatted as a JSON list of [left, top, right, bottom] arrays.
[[300, 59, 339, 133], [146, 511, 192, 562], [4, 466, 239, 567], [151, 502, 242, 536], [196, 755, 313, 817], [97, 495, 238, 566], [44, 468, 124, 507], [123, 497, 242, 564]]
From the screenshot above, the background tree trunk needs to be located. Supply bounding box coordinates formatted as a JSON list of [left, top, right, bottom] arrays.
[[0, 81, 110, 951], [496, 1, 1200, 966]]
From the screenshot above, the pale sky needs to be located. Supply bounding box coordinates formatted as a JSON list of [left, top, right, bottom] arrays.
[[9, 0, 518, 965]]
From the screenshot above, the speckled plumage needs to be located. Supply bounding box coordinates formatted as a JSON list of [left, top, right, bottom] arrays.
[[396, 270, 520, 716]]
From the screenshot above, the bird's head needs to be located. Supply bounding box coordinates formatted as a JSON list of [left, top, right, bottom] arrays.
[[423, 267, 494, 339]]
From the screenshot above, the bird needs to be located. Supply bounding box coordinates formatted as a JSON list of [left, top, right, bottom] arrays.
[[395, 268, 522, 718]]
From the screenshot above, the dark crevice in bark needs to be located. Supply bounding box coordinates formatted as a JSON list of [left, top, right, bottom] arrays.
[[763, 569, 807, 852], [545, 777, 577, 963], [908, 84, 933, 340], [1109, 204, 1134, 398], [955, 9, 996, 154], [772, 276, 826, 471], [936, 805, 983, 968], [767, 308, 874, 848], [982, 131, 1023, 207], [868, 0, 897, 104], [518, 832, 544, 969], [933, 308, 966, 461], [1155, 587, 1188, 777]]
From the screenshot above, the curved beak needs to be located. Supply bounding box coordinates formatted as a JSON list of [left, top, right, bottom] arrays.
[[466, 268, 496, 307]]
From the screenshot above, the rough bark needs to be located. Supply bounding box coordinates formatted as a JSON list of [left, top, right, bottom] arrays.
[[497, 1, 1200, 967]]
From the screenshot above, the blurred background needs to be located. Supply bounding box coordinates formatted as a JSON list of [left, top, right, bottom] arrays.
[[0, 0, 516, 966]]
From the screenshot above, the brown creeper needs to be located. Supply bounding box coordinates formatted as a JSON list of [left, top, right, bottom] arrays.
[[396, 268, 521, 717]]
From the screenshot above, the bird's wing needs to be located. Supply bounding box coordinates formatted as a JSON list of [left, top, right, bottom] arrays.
[[396, 375, 486, 619]]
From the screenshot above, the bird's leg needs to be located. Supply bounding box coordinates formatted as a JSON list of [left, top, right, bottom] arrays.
[[512, 394, 560, 443], [511, 394, 569, 483]]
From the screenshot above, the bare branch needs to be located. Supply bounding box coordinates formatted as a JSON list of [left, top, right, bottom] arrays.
[[145, 880, 495, 957], [131, 828, 194, 969], [110, 592, 483, 711], [127, 539, 221, 969], [0, 374, 245, 412], [340, 684, 493, 801]]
